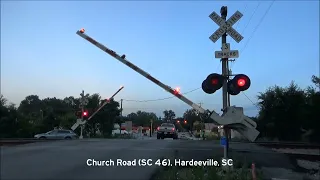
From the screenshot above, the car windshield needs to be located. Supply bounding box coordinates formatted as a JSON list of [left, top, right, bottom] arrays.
[[45, 131, 53, 134], [161, 123, 174, 127]]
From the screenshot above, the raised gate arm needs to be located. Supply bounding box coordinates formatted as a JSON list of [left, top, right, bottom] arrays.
[[76, 29, 222, 123]]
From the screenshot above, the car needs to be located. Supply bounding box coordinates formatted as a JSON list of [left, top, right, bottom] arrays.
[[112, 129, 129, 136], [157, 123, 178, 139], [34, 129, 78, 140]]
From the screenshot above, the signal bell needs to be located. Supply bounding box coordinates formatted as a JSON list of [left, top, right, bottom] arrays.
[[202, 73, 224, 94], [227, 74, 251, 95]]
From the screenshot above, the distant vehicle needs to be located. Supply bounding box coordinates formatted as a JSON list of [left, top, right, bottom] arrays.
[[112, 129, 129, 136], [34, 129, 78, 140], [157, 123, 178, 139]]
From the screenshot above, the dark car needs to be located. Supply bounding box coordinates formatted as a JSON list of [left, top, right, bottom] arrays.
[[157, 123, 178, 139], [34, 129, 78, 140]]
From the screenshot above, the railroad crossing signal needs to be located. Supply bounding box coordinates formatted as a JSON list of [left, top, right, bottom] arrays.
[[215, 43, 239, 59], [209, 10, 244, 43], [227, 74, 251, 95], [75, 28, 260, 142], [202, 73, 224, 94]]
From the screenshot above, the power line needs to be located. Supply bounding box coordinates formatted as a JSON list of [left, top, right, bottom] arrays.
[[240, 1, 275, 55], [240, 2, 262, 36], [231, 0, 275, 69], [120, 3, 274, 104], [122, 87, 200, 102], [241, 91, 259, 109], [234, 3, 248, 30]]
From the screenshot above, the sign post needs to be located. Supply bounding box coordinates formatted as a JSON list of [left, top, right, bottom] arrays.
[[150, 119, 153, 137], [79, 90, 88, 139], [209, 6, 244, 161]]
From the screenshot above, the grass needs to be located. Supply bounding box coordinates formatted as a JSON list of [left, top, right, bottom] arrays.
[[151, 159, 264, 180]]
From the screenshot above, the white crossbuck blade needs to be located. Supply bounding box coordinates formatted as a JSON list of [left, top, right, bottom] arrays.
[[75, 29, 259, 141], [209, 11, 244, 43]]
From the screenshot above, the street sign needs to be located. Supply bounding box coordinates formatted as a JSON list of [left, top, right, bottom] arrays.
[[222, 43, 230, 52], [209, 10, 244, 43], [220, 136, 227, 146], [215, 50, 239, 58]]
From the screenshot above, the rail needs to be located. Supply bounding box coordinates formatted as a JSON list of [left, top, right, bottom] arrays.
[[0, 138, 61, 146], [255, 141, 320, 149]]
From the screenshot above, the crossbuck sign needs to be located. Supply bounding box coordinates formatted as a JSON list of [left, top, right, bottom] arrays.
[[209, 10, 244, 43]]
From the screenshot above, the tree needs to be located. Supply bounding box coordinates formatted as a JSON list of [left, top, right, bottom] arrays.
[[93, 98, 121, 137], [183, 109, 201, 132], [256, 76, 320, 142], [0, 92, 122, 138], [311, 75, 320, 88], [163, 110, 175, 122], [127, 111, 157, 127]]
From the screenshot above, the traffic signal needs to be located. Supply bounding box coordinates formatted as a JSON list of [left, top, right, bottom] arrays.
[[227, 74, 251, 95], [202, 73, 224, 94]]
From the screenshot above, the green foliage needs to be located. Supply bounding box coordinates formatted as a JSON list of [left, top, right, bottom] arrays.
[[257, 76, 320, 142], [163, 110, 176, 122], [153, 165, 263, 180], [1, 75, 319, 142], [0, 93, 121, 138], [127, 110, 159, 127], [183, 109, 202, 131]]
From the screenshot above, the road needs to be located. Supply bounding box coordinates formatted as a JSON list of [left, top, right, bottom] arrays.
[[1, 138, 294, 180]]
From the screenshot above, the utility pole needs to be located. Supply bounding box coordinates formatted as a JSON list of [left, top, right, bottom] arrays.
[[198, 102, 205, 138], [150, 119, 153, 137], [120, 99, 123, 135], [209, 6, 243, 160]]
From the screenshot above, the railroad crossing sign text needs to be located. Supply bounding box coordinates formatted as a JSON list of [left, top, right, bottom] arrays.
[[209, 11, 244, 43], [215, 50, 239, 58]]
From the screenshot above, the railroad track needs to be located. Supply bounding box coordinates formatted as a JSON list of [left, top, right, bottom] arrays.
[[0, 138, 61, 146], [255, 141, 320, 161], [255, 141, 320, 149]]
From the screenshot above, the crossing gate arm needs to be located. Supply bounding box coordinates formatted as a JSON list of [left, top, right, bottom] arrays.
[[76, 30, 223, 123], [87, 86, 124, 121], [70, 86, 124, 131]]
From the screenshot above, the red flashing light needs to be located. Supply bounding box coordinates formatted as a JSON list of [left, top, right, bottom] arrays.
[[172, 128, 175, 131], [83, 111, 88, 116], [184, 120, 187, 124], [177, 120, 180, 123], [157, 127, 160, 131], [173, 87, 181, 95], [80, 28, 85, 33], [211, 79, 218, 85], [237, 78, 246, 87]]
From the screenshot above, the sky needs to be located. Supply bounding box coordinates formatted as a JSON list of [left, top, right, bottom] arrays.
[[1, 0, 319, 118]]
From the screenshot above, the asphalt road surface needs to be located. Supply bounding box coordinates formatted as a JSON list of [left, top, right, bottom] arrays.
[[1, 138, 294, 180]]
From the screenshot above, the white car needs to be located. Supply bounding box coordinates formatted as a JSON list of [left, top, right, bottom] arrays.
[[112, 129, 129, 136]]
